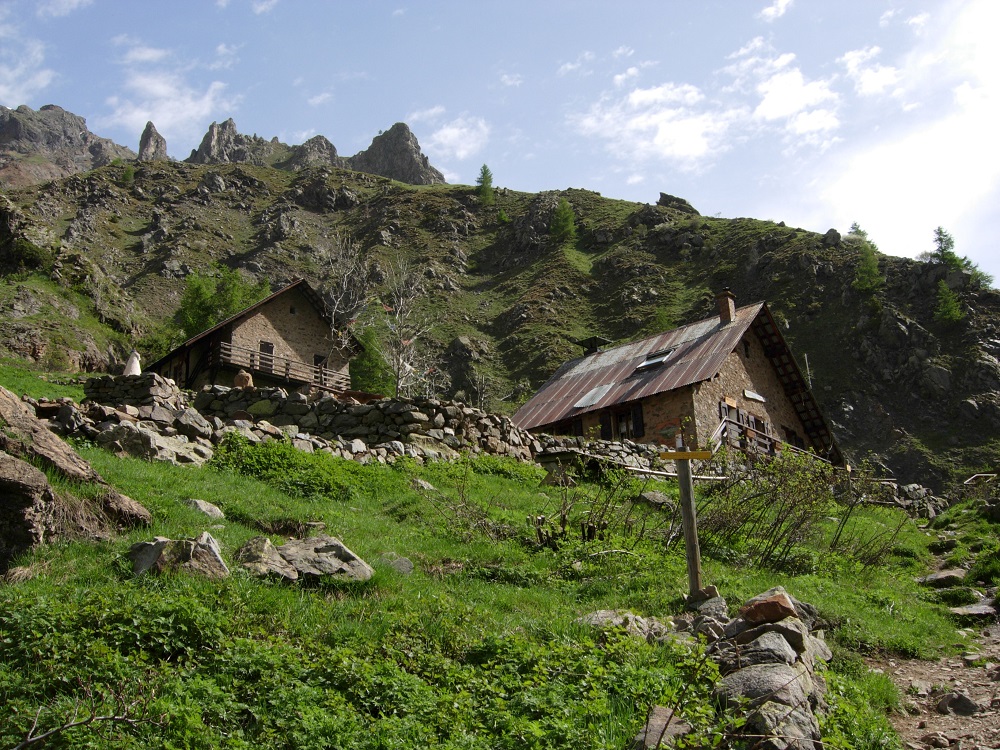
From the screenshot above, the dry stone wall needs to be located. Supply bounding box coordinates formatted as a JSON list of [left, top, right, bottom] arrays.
[[192, 384, 538, 461], [84, 372, 187, 411]]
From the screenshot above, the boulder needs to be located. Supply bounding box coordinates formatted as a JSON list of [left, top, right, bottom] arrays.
[[715, 662, 811, 710], [0, 385, 149, 528], [630, 705, 691, 749], [275, 535, 374, 581], [185, 498, 225, 519], [576, 609, 673, 643], [234, 536, 299, 582], [128, 532, 229, 579], [0, 450, 60, 569], [918, 568, 967, 588], [739, 590, 797, 624]]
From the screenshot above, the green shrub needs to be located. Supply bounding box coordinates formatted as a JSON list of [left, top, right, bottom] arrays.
[[968, 545, 1000, 584]]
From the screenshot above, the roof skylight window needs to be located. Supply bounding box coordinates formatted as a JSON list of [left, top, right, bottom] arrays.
[[636, 347, 675, 370]]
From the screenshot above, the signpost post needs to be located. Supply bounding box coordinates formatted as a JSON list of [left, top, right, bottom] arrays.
[[660, 446, 711, 597]]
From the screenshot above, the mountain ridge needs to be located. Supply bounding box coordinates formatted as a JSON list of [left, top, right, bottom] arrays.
[[1, 104, 445, 189]]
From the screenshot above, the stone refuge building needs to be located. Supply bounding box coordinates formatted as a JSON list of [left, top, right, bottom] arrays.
[[513, 290, 842, 463], [148, 279, 354, 393]]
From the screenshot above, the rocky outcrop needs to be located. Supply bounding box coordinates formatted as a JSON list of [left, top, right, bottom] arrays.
[[0, 385, 150, 570], [0, 450, 61, 570], [348, 122, 445, 185], [185, 118, 444, 185], [0, 385, 150, 527], [137, 121, 167, 161], [0, 104, 136, 188], [187, 118, 277, 166]]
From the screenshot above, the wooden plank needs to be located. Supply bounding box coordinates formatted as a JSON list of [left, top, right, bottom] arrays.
[[660, 450, 713, 460]]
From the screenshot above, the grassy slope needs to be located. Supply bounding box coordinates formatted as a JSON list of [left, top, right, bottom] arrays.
[[0, 370, 974, 749]]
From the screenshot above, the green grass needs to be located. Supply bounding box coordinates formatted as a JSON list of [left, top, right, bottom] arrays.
[[0, 357, 88, 401], [0, 387, 970, 748]]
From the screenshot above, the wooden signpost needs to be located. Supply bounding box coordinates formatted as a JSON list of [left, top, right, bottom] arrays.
[[660, 448, 711, 597]]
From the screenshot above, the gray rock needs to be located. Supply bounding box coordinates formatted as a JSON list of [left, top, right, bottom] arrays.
[[918, 568, 967, 588], [715, 662, 810, 710], [696, 595, 729, 621], [576, 610, 673, 643], [276, 535, 374, 581], [949, 600, 998, 619], [744, 701, 821, 749], [630, 705, 691, 749], [234, 536, 298, 582], [0, 450, 60, 568], [936, 691, 984, 716], [138, 121, 167, 161], [128, 532, 229, 579], [185, 498, 225, 519], [713, 631, 798, 676], [735, 617, 809, 654], [173, 408, 213, 440]]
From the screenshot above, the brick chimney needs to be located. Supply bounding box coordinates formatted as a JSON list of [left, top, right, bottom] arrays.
[[717, 288, 736, 325]]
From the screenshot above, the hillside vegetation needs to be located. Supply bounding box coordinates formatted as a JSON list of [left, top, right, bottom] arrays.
[[2, 161, 999, 487], [2, 367, 981, 749]]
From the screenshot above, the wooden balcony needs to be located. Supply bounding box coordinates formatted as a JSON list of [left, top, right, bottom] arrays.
[[214, 341, 350, 392]]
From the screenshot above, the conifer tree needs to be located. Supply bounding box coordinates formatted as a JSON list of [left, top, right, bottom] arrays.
[[550, 198, 576, 244], [476, 164, 494, 206], [933, 279, 964, 324]]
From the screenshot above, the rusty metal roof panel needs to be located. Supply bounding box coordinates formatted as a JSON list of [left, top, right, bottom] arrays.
[[513, 303, 764, 431]]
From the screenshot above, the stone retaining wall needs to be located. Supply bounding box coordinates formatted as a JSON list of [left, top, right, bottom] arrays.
[[192, 385, 539, 461], [84, 372, 187, 411]]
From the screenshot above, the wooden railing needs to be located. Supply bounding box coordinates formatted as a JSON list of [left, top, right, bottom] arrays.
[[214, 341, 350, 392], [709, 416, 830, 463]]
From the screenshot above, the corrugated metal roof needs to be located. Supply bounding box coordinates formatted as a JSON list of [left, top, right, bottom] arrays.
[[513, 303, 764, 431]]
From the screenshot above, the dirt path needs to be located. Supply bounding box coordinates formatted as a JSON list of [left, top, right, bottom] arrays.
[[869, 622, 1000, 750]]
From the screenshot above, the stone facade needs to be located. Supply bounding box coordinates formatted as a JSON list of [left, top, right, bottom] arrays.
[[228, 287, 348, 388]]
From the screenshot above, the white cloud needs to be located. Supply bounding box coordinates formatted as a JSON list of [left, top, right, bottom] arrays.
[[392, 8, 405, 16], [879, 9, 897, 27], [613, 46, 634, 59], [210, 43, 240, 70], [571, 82, 741, 168], [500, 73, 523, 87], [307, 92, 331, 106], [98, 70, 239, 150], [627, 83, 702, 108], [215, 0, 231, 7], [36, 0, 92, 18], [252, 0, 279, 14], [796, 1, 1000, 273], [425, 116, 490, 160], [407, 105, 445, 123], [907, 12, 930, 32], [614, 67, 639, 87], [123, 45, 170, 65], [758, 0, 793, 22], [626, 173, 645, 185], [558, 51, 594, 76], [0, 22, 55, 104], [753, 69, 837, 120], [839, 46, 899, 96]]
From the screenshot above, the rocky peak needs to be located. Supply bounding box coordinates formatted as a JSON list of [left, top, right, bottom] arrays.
[[138, 121, 168, 161], [0, 104, 135, 189], [348, 122, 445, 185], [276, 134, 344, 172], [186, 118, 276, 166]]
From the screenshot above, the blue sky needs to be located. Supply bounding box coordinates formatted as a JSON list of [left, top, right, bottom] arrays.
[[2, 0, 998, 280]]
